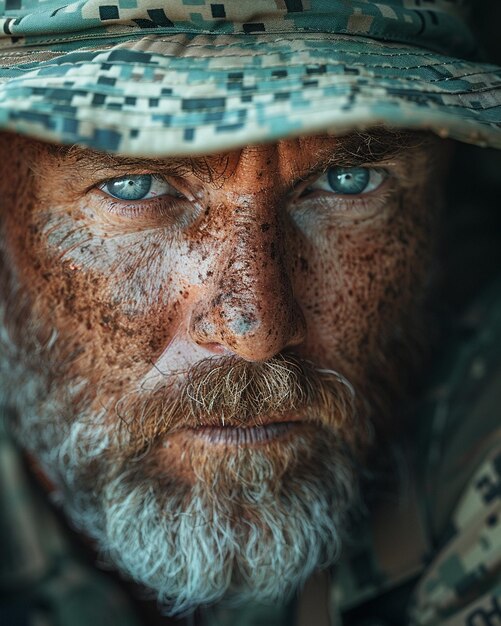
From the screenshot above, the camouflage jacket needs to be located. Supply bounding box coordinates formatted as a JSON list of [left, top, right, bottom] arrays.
[[1, 276, 501, 626]]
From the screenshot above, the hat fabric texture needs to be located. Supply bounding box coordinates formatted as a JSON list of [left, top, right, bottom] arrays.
[[0, 0, 500, 156]]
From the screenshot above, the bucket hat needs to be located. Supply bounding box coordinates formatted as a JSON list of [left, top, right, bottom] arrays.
[[0, 0, 500, 156]]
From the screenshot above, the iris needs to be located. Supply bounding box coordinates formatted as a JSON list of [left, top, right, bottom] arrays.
[[327, 167, 370, 195], [105, 175, 152, 201]]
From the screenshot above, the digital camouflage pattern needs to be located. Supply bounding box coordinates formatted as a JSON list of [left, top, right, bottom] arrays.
[[0, 0, 477, 55], [409, 446, 501, 626], [407, 277, 501, 626], [0, 0, 500, 155]]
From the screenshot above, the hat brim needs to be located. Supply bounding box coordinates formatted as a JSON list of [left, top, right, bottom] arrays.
[[0, 31, 500, 156]]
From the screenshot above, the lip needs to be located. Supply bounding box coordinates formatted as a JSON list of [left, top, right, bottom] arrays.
[[172, 421, 306, 446]]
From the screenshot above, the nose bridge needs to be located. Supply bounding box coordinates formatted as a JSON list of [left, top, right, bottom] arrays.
[[222, 198, 286, 318], [190, 192, 306, 361]]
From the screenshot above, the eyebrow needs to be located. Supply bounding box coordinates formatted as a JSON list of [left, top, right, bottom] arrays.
[[50, 145, 198, 178], [52, 129, 430, 181], [293, 129, 432, 184], [317, 129, 429, 166]]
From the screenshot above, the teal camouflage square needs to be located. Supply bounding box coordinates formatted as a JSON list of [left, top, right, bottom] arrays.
[[0, 0, 499, 156]]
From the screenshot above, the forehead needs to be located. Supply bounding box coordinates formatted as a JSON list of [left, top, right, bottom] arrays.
[[36, 129, 431, 179]]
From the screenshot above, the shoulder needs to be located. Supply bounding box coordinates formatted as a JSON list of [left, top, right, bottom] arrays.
[[410, 444, 501, 626], [410, 277, 501, 626]]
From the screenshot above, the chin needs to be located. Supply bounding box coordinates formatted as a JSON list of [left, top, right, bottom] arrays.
[[52, 419, 361, 615]]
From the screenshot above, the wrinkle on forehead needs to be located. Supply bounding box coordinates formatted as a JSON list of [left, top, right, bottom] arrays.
[[44, 129, 433, 185]]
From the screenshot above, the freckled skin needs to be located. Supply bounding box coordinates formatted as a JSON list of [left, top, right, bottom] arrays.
[[0, 132, 447, 450]]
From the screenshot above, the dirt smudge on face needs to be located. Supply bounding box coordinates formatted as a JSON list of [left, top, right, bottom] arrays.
[[0, 130, 448, 440]]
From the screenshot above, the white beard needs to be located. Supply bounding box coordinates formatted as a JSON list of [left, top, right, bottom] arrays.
[[52, 418, 359, 614]]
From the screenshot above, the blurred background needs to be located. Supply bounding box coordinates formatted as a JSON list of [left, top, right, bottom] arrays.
[[440, 0, 501, 311], [473, 0, 501, 65]]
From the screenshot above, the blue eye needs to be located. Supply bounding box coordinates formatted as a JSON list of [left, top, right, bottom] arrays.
[[328, 167, 369, 194], [308, 167, 386, 196], [99, 174, 178, 201], [105, 175, 151, 200]]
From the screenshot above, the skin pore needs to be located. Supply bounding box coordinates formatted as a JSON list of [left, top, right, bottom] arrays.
[[0, 129, 447, 612]]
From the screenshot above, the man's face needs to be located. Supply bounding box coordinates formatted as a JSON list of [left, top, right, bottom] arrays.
[[0, 130, 445, 612]]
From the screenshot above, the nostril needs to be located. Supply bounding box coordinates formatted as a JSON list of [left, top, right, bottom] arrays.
[[201, 342, 233, 356]]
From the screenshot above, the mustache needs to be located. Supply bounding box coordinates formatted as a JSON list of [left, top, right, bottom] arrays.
[[112, 353, 363, 450]]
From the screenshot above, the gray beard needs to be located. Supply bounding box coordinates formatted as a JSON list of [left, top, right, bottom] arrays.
[[11, 399, 360, 615]]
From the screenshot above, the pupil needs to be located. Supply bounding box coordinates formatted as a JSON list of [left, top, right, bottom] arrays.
[[327, 167, 369, 195]]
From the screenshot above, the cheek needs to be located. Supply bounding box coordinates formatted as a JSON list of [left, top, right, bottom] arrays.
[[295, 192, 434, 363], [5, 203, 205, 386]]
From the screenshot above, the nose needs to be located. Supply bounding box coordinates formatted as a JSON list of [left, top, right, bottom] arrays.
[[189, 210, 306, 362]]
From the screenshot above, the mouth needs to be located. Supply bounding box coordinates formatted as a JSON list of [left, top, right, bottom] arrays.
[[185, 421, 303, 445], [162, 419, 309, 448], [155, 420, 317, 482]]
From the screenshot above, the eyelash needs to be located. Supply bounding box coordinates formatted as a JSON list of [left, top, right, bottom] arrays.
[[338, 184, 393, 212], [92, 173, 199, 225], [289, 179, 395, 229], [103, 196, 199, 229]]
